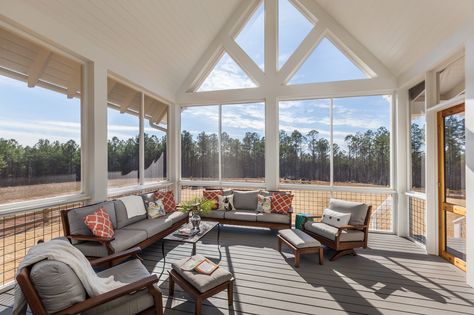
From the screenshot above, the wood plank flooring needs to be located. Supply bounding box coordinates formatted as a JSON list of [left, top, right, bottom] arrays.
[[1, 226, 473, 314]]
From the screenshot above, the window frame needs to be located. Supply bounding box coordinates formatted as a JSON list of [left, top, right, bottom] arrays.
[[106, 78, 170, 195], [278, 93, 394, 190], [179, 101, 266, 185]]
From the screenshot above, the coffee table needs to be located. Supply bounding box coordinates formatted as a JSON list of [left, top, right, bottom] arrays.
[[162, 221, 220, 256]]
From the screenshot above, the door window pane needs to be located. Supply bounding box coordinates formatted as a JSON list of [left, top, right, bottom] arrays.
[[444, 112, 465, 205], [445, 211, 466, 261], [181, 106, 219, 180]]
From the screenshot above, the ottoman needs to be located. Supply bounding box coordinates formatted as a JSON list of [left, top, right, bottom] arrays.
[[278, 228, 323, 267], [169, 256, 234, 315]]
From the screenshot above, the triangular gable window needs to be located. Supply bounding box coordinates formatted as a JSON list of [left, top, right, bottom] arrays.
[[235, 2, 264, 70], [197, 52, 257, 92], [289, 37, 369, 84], [278, 0, 314, 69]]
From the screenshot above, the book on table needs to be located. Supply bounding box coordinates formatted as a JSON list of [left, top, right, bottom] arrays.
[[180, 255, 219, 275]]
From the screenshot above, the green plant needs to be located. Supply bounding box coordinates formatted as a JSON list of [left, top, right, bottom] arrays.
[[180, 197, 215, 216]]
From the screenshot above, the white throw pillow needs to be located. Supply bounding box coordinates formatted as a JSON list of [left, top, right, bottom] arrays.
[[218, 194, 235, 211], [147, 200, 166, 219], [257, 194, 272, 213], [321, 208, 351, 228]]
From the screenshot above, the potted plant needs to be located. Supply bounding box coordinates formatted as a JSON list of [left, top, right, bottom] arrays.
[[180, 197, 216, 231]]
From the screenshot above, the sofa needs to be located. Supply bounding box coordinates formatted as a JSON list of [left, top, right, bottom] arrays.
[[61, 192, 188, 258], [200, 189, 293, 229]]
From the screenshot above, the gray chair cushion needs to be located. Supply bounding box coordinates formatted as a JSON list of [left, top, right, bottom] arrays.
[[201, 210, 226, 219], [114, 200, 147, 228], [256, 213, 290, 224], [84, 259, 155, 315], [279, 229, 321, 248], [141, 192, 156, 204], [224, 210, 257, 222], [329, 198, 369, 226], [30, 260, 86, 314], [172, 256, 233, 293], [123, 217, 172, 238], [233, 190, 259, 210], [75, 229, 148, 257], [164, 211, 188, 225], [304, 222, 365, 242], [67, 201, 117, 244]]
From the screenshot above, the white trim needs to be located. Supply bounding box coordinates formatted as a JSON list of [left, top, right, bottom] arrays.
[[107, 181, 174, 198], [426, 94, 465, 113], [139, 92, 145, 185], [405, 191, 427, 200], [0, 194, 90, 216], [224, 39, 265, 86]]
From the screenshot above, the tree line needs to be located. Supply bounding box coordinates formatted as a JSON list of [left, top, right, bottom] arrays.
[[182, 127, 391, 186], [0, 134, 166, 186]]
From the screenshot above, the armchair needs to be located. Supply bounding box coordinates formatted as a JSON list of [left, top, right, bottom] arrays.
[[16, 247, 163, 315], [302, 199, 372, 261]]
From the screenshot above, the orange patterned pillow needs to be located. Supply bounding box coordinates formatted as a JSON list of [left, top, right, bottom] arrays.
[[203, 190, 223, 210], [83, 208, 114, 238], [154, 191, 176, 213], [271, 193, 294, 214]]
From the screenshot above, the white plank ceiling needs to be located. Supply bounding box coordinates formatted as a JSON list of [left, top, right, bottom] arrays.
[[21, 0, 241, 99], [13, 0, 474, 99], [315, 0, 474, 77]]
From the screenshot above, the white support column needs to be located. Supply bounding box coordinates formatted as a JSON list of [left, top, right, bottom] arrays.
[[139, 93, 145, 185], [425, 70, 438, 255], [84, 62, 108, 203], [168, 104, 181, 199], [395, 89, 409, 237], [265, 96, 279, 190], [465, 39, 474, 287]]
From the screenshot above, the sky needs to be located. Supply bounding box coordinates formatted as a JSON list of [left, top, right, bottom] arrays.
[[1, 0, 389, 151]]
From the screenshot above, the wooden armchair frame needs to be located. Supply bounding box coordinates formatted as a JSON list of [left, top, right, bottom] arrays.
[[302, 206, 372, 261], [16, 247, 163, 315]]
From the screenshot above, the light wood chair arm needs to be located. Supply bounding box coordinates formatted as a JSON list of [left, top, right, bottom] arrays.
[[335, 224, 368, 237]]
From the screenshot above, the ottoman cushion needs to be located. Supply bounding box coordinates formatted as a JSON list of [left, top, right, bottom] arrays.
[[172, 256, 233, 293], [279, 229, 321, 248]]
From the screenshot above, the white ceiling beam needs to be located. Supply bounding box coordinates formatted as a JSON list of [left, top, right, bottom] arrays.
[[120, 90, 139, 113], [107, 78, 117, 96], [295, 0, 395, 81], [277, 26, 326, 84], [176, 76, 396, 105], [224, 38, 265, 86], [176, 0, 259, 97], [151, 105, 168, 125], [27, 47, 51, 87], [264, 0, 278, 78], [66, 63, 81, 98]]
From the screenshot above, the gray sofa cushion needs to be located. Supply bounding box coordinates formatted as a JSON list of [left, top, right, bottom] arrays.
[[172, 256, 233, 293], [223, 189, 234, 196], [85, 259, 154, 315], [67, 201, 117, 244], [164, 211, 188, 225], [201, 210, 226, 219], [224, 210, 257, 222], [329, 198, 369, 226], [30, 260, 86, 314], [304, 222, 365, 242], [256, 213, 290, 224], [75, 229, 148, 257], [114, 200, 147, 228], [279, 229, 321, 248], [123, 218, 172, 238], [141, 192, 156, 204], [233, 190, 259, 210]]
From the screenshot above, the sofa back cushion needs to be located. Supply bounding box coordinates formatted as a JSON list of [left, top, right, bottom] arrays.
[[233, 190, 259, 210], [30, 260, 86, 314], [114, 200, 147, 228], [328, 198, 369, 226], [67, 201, 117, 243]]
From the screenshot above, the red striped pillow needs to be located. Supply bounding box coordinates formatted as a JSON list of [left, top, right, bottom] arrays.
[[271, 193, 294, 214], [203, 190, 223, 210], [84, 208, 114, 238], [154, 191, 176, 213]]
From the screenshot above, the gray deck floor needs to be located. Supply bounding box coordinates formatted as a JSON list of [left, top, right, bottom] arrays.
[[1, 226, 474, 314]]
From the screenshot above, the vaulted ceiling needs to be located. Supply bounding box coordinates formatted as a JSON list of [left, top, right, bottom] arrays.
[[5, 0, 474, 101]]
